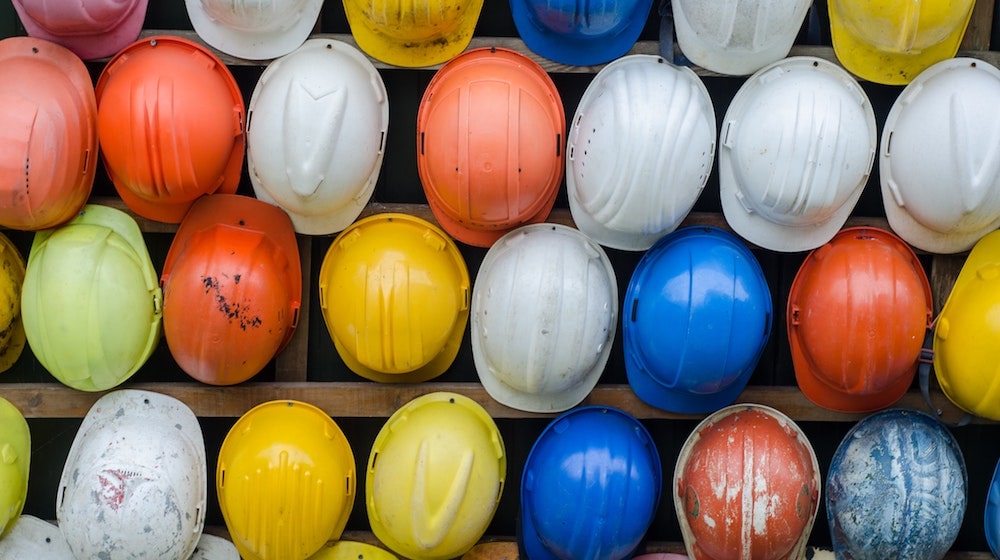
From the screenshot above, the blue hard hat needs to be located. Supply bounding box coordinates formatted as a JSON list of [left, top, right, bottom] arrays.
[[827, 409, 967, 560], [623, 226, 773, 414], [510, 0, 653, 66], [519, 406, 662, 560], [987, 457, 1000, 557]]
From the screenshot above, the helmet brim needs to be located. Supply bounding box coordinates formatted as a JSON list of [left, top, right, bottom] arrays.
[[12, 0, 148, 60], [186, 0, 323, 61]]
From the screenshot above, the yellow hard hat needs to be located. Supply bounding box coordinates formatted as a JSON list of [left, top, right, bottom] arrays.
[[342, 0, 484, 67], [366, 392, 505, 560], [318, 213, 470, 383], [934, 230, 1000, 420], [0, 233, 26, 373], [829, 0, 976, 85], [217, 400, 356, 560], [0, 397, 29, 540], [307, 540, 398, 560]]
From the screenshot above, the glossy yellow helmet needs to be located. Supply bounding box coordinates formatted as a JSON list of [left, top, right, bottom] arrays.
[[307, 541, 398, 560], [829, 0, 976, 85], [0, 233, 26, 373], [342, 0, 484, 67], [934, 230, 1000, 420], [0, 397, 30, 540], [366, 392, 505, 560], [217, 400, 356, 560], [318, 213, 470, 383]]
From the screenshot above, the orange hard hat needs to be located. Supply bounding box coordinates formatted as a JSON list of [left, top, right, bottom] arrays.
[[161, 194, 301, 385], [417, 47, 565, 248], [0, 37, 96, 230], [788, 227, 932, 413], [675, 404, 821, 560], [95, 36, 245, 224]]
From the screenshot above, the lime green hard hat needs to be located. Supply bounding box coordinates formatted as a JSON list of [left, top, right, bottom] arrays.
[[0, 396, 29, 539]]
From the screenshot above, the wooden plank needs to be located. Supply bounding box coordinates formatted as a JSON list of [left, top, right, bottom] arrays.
[[931, 253, 967, 316], [0, 382, 984, 423], [962, 0, 995, 51]]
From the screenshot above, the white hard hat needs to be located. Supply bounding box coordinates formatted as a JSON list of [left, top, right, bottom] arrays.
[[472, 224, 618, 413], [0, 516, 75, 559], [185, 0, 323, 60], [881, 57, 1000, 254], [672, 0, 813, 75], [720, 56, 877, 252], [248, 38, 389, 235], [567, 54, 716, 251], [190, 534, 241, 560], [57, 390, 207, 560]]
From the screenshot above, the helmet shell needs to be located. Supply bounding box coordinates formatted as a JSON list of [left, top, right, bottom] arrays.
[[986, 456, 1000, 558], [417, 47, 565, 248], [218, 400, 356, 560], [520, 406, 661, 560], [567, 54, 716, 251], [95, 36, 245, 224], [186, 0, 323, 60], [248, 38, 389, 235], [11, 0, 147, 60], [319, 213, 469, 383], [21, 204, 162, 392], [933, 229, 1000, 420], [308, 540, 399, 560], [719, 56, 877, 253], [829, 0, 976, 85], [161, 194, 301, 386], [510, 0, 652, 66], [673, 0, 813, 75], [366, 392, 505, 560], [0, 516, 74, 559], [623, 226, 772, 414], [472, 224, 617, 413], [881, 57, 1000, 254], [0, 232, 26, 373], [788, 227, 932, 413], [0, 37, 96, 231], [826, 408, 967, 559], [675, 404, 820, 560], [0, 397, 29, 540], [57, 390, 207, 560]]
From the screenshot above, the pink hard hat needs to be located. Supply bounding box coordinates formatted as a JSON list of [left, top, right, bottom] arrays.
[[12, 0, 149, 60]]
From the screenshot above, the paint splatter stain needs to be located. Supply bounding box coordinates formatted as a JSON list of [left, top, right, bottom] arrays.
[[200, 275, 263, 331]]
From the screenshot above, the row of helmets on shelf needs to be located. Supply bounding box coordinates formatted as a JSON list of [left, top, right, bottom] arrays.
[[5, 26, 1000, 255], [0, 390, 993, 560], [7, 0, 980, 83]]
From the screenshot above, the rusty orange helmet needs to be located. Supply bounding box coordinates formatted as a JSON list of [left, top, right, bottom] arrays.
[[161, 194, 301, 385], [417, 47, 565, 248], [0, 37, 96, 231], [675, 404, 820, 560], [788, 227, 932, 413], [96, 36, 245, 224]]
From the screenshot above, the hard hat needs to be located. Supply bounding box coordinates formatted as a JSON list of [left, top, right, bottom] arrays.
[[95, 36, 245, 224], [510, 0, 652, 66], [217, 400, 356, 560], [520, 406, 661, 560], [675, 404, 820, 560], [987, 457, 1000, 559], [472, 224, 617, 413], [57, 390, 207, 560], [623, 226, 772, 414], [788, 227, 933, 413], [0, 232, 26, 373], [672, 0, 813, 75], [185, 0, 323, 60], [633, 555, 690, 560], [566, 54, 716, 251], [191, 534, 241, 560], [933, 229, 1000, 420], [826, 408, 967, 559], [248, 38, 389, 235], [829, 0, 976, 85], [161, 194, 301, 386], [11, 0, 147, 60], [318, 213, 469, 383], [21, 204, 162, 392], [0, 516, 74, 559], [307, 540, 398, 560], [881, 57, 1000, 254], [342, 0, 484, 67], [417, 47, 565, 248], [0, 397, 29, 540], [366, 392, 505, 560], [719, 56, 877, 253], [0, 37, 96, 231]]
